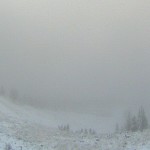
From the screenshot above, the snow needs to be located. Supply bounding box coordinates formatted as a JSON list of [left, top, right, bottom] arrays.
[[0, 96, 150, 149]]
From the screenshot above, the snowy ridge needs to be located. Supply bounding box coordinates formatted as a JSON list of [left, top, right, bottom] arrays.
[[0, 97, 150, 149]]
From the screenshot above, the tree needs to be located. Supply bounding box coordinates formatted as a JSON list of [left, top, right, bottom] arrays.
[[131, 116, 138, 132], [123, 107, 149, 132], [125, 111, 132, 131], [84, 129, 88, 135], [138, 106, 148, 131], [66, 124, 70, 131]]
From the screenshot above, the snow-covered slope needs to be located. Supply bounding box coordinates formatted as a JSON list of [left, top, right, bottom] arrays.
[[0, 96, 150, 150], [0, 96, 115, 133]]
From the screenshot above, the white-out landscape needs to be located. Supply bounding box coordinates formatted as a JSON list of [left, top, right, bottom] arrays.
[[0, 0, 150, 149]]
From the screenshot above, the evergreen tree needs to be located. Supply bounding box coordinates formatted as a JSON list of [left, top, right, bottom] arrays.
[[66, 124, 70, 131], [125, 111, 132, 131], [131, 116, 138, 132], [123, 107, 149, 132], [138, 106, 148, 131]]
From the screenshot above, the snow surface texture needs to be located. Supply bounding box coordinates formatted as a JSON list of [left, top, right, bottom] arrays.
[[0, 96, 150, 150]]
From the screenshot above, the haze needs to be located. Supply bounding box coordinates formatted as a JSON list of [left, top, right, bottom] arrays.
[[0, 0, 150, 119]]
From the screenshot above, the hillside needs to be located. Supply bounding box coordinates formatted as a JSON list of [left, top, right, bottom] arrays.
[[0, 97, 150, 149]]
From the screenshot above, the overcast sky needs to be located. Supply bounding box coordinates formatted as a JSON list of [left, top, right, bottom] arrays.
[[0, 0, 150, 116]]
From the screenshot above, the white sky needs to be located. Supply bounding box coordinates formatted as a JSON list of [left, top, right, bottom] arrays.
[[0, 0, 150, 116]]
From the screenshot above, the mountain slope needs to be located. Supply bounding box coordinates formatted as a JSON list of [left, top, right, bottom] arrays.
[[0, 96, 150, 150]]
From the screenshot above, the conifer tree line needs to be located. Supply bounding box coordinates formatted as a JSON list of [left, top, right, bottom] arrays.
[[116, 107, 149, 133]]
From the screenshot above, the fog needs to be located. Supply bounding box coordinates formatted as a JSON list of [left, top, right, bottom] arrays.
[[0, 0, 150, 122]]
